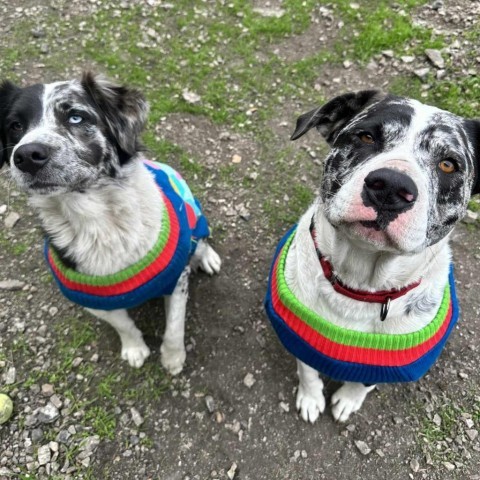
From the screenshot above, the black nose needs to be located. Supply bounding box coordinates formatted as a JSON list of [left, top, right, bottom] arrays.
[[13, 143, 50, 175], [363, 168, 418, 213]]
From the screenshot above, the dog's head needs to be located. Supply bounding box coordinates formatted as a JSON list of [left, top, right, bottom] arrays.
[[292, 91, 480, 253], [0, 72, 148, 194]]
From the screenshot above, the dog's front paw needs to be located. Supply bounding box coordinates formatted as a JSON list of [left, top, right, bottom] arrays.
[[160, 343, 186, 376], [296, 383, 326, 424], [199, 245, 221, 275], [331, 383, 373, 422], [121, 342, 151, 368]]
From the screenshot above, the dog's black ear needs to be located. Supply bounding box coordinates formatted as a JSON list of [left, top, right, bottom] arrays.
[[291, 90, 384, 143], [466, 119, 480, 195], [0, 80, 20, 168], [81, 72, 149, 162]]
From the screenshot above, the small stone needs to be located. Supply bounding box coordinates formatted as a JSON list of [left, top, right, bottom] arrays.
[[205, 395, 215, 414], [182, 89, 201, 104], [49, 441, 59, 453], [227, 462, 238, 479], [433, 414, 442, 426], [48, 306, 58, 317], [32, 428, 44, 443], [343, 60, 353, 69], [243, 373, 256, 388], [41, 384, 54, 397], [37, 444, 51, 465], [414, 68, 430, 80], [401, 56, 415, 63], [252, 7, 285, 17], [0, 393, 14, 424], [215, 411, 225, 423], [0, 205, 7, 215], [56, 430, 71, 444], [80, 435, 100, 454], [31, 27, 46, 38], [38, 403, 60, 424], [39, 44, 50, 54], [376, 449, 385, 457], [4, 212, 20, 229], [431, 0, 443, 10], [130, 407, 144, 427], [382, 50, 394, 58], [410, 458, 420, 472], [443, 461, 455, 471], [463, 210, 478, 224], [425, 49, 445, 69], [231, 154, 242, 164], [354, 440, 371, 455], [3, 367, 16, 385], [279, 401, 290, 413], [90, 353, 99, 363], [0, 280, 25, 291], [49, 394, 62, 409], [72, 357, 83, 368], [466, 429, 478, 441]]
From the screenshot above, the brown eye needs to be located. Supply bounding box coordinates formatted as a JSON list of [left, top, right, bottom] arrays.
[[438, 159, 457, 174], [10, 121, 23, 132], [359, 132, 374, 144]]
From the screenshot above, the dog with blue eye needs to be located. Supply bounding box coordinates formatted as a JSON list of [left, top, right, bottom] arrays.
[[0, 73, 221, 374], [265, 91, 480, 422]]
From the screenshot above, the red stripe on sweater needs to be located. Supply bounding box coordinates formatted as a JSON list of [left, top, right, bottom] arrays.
[[48, 193, 180, 296], [271, 258, 453, 367]]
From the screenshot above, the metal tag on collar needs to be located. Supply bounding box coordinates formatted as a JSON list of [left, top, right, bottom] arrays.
[[380, 297, 391, 321]]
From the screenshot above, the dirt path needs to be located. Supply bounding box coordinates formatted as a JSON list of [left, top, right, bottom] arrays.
[[0, 1, 479, 479]]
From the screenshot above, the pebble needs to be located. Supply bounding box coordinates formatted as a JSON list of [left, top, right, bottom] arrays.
[[425, 48, 445, 69], [31, 428, 44, 443], [130, 407, 144, 427], [3, 367, 16, 385], [243, 373, 256, 388], [38, 403, 60, 424], [48, 306, 58, 317], [205, 395, 215, 413], [0, 280, 25, 291], [4, 212, 20, 229], [354, 440, 371, 455], [41, 384, 55, 397], [0, 205, 7, 215], [182, 89, 201, 104], [37, 444, 51, 465], [410, 458, 420, 472], [466, 429, 478, 441], [226, 462, 238, 479], [443, 461, 455, 471], [252, 7, 285, 18]]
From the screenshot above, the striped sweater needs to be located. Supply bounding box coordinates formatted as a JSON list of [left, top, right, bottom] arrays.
[[264, 226, 459, 384], [45, 160, 210, 311]]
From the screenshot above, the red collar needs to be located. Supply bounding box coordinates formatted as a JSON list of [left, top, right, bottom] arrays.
[[309, 218, 421, 320]]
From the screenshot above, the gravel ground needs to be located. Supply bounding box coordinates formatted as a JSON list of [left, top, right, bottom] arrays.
[[0, 1, 479, 479]]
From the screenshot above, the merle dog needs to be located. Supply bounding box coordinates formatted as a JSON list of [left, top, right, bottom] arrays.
[[0, 73, 221, 374], [265, 90, 480, 422]]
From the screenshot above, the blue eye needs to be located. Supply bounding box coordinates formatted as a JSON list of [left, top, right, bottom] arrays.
[[68, 114, 83, 124]]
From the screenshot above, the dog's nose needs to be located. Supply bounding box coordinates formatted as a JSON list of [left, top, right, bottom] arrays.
[[13, 143, 50, 175], [363, 168, 418, 212]]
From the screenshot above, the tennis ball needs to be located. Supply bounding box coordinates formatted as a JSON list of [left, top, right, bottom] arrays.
[[0, 393, 13, 424]]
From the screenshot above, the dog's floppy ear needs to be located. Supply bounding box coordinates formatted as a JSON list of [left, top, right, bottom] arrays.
[[0, 80, 20, 168], [466, 119, 480, 195], [81, 72, 149, 162], [291, 90, 384, 144]]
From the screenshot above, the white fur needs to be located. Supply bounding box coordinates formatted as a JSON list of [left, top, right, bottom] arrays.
[[33, 159, 221, 372]]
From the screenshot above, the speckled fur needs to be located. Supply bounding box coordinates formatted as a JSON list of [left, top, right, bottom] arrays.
[[286, 91, 480, 423]]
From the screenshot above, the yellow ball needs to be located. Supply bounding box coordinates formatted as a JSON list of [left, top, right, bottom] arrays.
[[0, 393, 13, 424]]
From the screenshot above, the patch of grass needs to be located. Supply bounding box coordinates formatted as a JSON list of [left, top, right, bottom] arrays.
[[124, 363, 170, 402], [83, 406, 117, 440], [391, 75, 480, 119]]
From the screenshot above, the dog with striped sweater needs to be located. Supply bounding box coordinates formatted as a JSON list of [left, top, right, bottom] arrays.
[[265, 91, 480, 422], [0, 73, 221, 374]]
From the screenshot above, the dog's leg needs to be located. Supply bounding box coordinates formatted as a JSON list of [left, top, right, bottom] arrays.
[[85, 308, 151, 368], [331, 382, 376, 422], [161, 267, 190, 376], [296, 360, 326, 423], [190, 239, 221, 275]]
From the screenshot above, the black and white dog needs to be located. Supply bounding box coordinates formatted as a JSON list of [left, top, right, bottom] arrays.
[[0, 73, 221, 374], [265, 90, 480, 423]]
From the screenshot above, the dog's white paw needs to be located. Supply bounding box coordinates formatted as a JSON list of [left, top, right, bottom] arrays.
[[331, 383, 373, 422], [191, 241, 221, 275], [121, 342, 151, 368], [160, 343, 186, 376], [296, 383, 326, 424]]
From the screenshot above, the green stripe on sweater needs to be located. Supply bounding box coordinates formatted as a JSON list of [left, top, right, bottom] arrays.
[[275, 230, 450, 351], [49, 201, 171, 286]]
